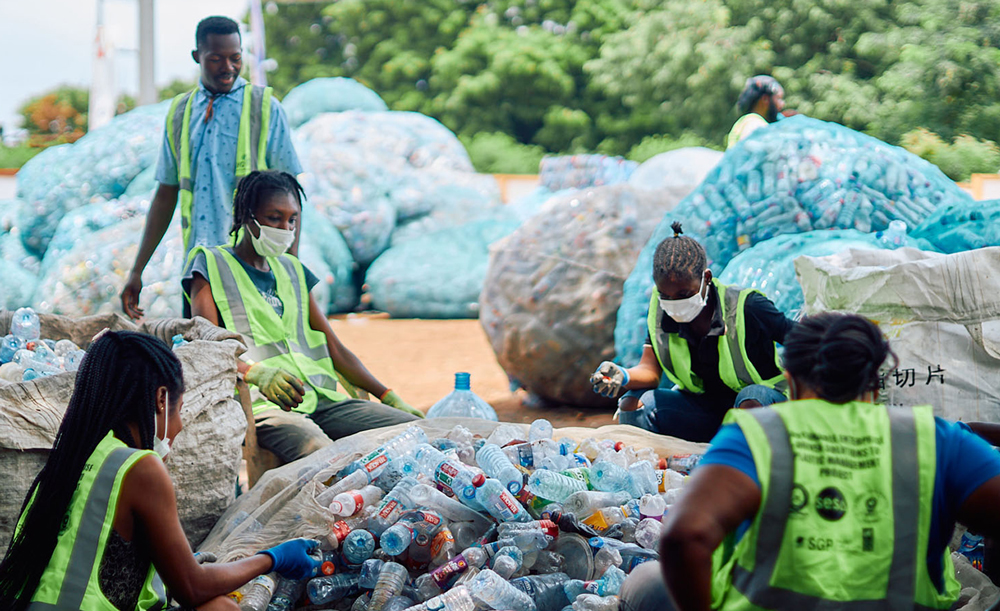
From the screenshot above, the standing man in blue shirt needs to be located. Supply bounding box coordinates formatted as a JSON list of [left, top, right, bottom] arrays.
[[121, 16, 303, 319]]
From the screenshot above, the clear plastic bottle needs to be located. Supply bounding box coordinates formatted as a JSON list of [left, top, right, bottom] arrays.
[[409, 483, 490, 527], [407, 444, 483, 501], [467, 569, 538, 611], [511, 573, 571, 611], [593, 546, 622, 578], [53, 339, 79, 357], [654, 469, 685, 493], [0, 334, 24, 363], [329, 485, 385, 517], [589, 461, 632, 494], [403, 584, 476, 611], [635, 518, 662, 550], [318, 470, 371, 507], [572, 594, 620, 611], [429, 546, 489, 588], [64, 349, 85, 372], [528, 419, 554, 442], [360, 558, 385, 589], [266, 576, 305, 611], [426, 373, 498, 421], [492, 554, 519, 580], [343, 529, 376, 565], [475, 477, 532, 523], [627, 461, 657, 498], [11, 308, 40, 342], [582, 499, 640, 532], [638, 494, 666, 521], [0, 362, 25, 383], [562, 491, 631, 518], [369, 562, 409, 611], [528, 471, 588, 503], [368, 477, 421, 536], [532, 551, 566, 575], [476, 444, 524, 494], [240, 573, 277, 611], [307, 572, 360, 606], [384, 595, 416, 611], [430, 527, 456, 568], [587, 538, 659, 572], [563, 566, 627, 598]]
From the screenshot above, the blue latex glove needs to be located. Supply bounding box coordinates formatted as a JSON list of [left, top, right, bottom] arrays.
[[258, 538, 322, 579], [590, 361, 630, 398]]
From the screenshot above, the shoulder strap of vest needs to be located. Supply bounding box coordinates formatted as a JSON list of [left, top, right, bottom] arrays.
[[249, 86, 273, 172], [167, 90, 196, 176]]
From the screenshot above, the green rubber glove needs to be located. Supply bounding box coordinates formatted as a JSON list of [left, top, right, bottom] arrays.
[[381, 390, 425, 418], [245, 363, 305, 411]]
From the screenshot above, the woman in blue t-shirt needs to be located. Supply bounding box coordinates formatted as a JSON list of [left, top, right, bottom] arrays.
[[620, 312, 1000, 611]]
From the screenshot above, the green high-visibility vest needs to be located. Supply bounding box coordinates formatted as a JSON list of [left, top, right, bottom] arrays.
[[191, 245, 349, 414], [23, 432, 166, 611], [646, 279, 786, 395], [166, 85, 273, 253], [727, 113, 769, 150], [711, 400, 960, 611]]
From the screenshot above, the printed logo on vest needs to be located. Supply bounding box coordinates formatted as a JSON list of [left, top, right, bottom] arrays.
[[789, 483, 809, 515], [815, 486, 847, 521], [855, 491, 888, 524]]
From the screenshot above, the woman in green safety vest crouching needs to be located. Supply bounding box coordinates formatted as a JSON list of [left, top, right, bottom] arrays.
[[185, 170, 422, 465], [0, 331, 323, 611], [617, 312, 1000, 611], [591, 222, 794, 442]]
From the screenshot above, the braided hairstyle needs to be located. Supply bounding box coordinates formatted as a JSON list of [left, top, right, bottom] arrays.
[[782, 312, 896, 404], [652, 222, 708, 283], [230, 170, 306, 245], [0, 331, 183, 611]]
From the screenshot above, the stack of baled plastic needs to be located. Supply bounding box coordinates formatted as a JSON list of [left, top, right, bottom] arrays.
[[540, 155, 638, 191], [282, 77, 389, 128], [718, 228, 934, 318], [911, 199, 1000, 253], [15, 101, 169, 257], [627, 148, 723, 194], [197, 419, 710, 611], [299, 205, 359, 313], [295, 109, 502, 268], [0, 199, 41, 310], [614, 115, 974, 366], [479, 185, 692, 407]]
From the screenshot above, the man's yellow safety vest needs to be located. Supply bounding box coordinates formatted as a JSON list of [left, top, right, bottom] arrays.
[[712, 400, 961, 611], [166, 85, 273, 253], [646, 279, 786, 395], [22, 432, 166, 611], [727, 113, 769, 150], [190, 245, 350, 414]]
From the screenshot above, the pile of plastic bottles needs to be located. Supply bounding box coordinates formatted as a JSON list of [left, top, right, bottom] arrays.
[[0, 308, 86, 384], [614, 115, 974, 366], [540, 155, 638, 192], [627, 148, 723, 195], [912, 198, 1000, 254], [224, 420, 697, 611], [282, 77, 390, 129]]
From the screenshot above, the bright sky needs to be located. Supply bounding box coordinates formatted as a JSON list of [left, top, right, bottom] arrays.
[[0, 0, 249, 131]]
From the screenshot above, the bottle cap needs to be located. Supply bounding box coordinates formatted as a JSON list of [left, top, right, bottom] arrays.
[[658, 457, 668, 470], [322, 561, 337, 575], [614, 441, 625, 452], [472, 473, 486, 487], [329, 500, 345, 515]]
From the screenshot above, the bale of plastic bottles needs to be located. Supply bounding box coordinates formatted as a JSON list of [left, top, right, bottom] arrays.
[[197, 418, 709, 610], [365, 218, 522, 319], [282, 77, 389, 128], [0, 311, 245, 548], [911, 198, 1000, 254], [0, 199, 41, 310], [540, 155, 638, 192], [295, 110, 500, 267], [627, 147, 723, 194], [480, 185, 692, 408], [614, 115, 974, 366], [15, 102, 169, 256], [300, 205, 359, 314], [718, 227, 938, 317]]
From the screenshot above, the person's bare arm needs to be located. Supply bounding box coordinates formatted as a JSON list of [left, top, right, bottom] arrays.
[[124, 455, 272, 606], [122, 183, 180, 319], [190, 274, 251, 376], [660, 464, 762, 611], [966, 422, 1000, 447], [307, 294, 388, 398]]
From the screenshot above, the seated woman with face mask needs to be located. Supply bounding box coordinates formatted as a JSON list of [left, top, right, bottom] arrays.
[[590, 222, 794, 442], [184, 170, 423, 464]]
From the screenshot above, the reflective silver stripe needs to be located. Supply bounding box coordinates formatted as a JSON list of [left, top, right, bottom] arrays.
[[170, 92, 194, 170], [275, 257, 330, 362], [887, 408, 920, 611], [652, 307, 675, 376], [308, 373, 341, 389], [729, 407, 925, 610], [722, 287, 753, 387], [249, 86, 265, 172], [57, 447, 136, 609], [149, 573, 167, 611], [204, 249, 265, 358], [179, 177, 193, 191]]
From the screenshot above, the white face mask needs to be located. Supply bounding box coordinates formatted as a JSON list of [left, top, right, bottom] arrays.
[[153, 401, 172, 460], [250, 218, 295, 258], [659, 274, 708, 324]]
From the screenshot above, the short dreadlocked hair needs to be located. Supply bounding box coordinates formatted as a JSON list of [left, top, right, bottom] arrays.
[[231, 170, 306, 244], [652, 222, 707, 282]]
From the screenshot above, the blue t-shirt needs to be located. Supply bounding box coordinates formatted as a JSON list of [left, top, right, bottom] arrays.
[[701, 416, 1000, 590]]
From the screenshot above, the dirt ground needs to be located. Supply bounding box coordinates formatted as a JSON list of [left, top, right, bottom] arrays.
[[329, 315, 615, 429]]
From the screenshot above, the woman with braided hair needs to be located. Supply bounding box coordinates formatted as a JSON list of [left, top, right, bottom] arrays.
[[0, 331, 321, 611], [590, 222, 794, 441], [185, 170, 421, 464]]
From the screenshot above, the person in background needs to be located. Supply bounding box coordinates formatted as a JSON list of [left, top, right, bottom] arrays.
[[0, 331, 321, 611], [122, 15, 302, 319], [590, 222, 793, 442], [186, 170, 422, 464], [628, 312, 1000, 611], [726, 75, 785, 150]]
